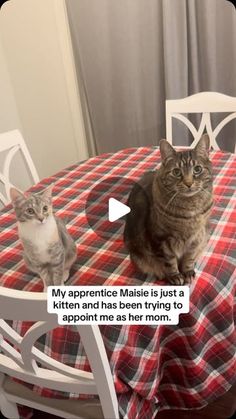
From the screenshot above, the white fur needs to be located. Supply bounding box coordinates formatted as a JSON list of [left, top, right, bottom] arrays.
[[18, 215, 59, 263]]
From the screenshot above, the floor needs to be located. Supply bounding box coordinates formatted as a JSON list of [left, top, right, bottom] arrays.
[[0, 382, 235, 418]]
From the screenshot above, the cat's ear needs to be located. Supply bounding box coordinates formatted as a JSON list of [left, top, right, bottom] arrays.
[[10, 188, 25, 204], [41, 184, 54, 201], [159, 139, 176, 162], [194, 134, 210, 158]]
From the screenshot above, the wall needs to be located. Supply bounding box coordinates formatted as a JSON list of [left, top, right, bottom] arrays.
[[0, 33, 22, 133], [0, 0, 88, 180]]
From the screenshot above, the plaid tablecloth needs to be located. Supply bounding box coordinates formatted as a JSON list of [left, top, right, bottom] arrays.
[[0, 147, 235, 419]]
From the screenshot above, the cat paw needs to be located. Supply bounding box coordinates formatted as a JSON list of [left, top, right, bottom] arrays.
[[63, 270, 70, 282], [182, 269, 196, 284], [168, 272, 185, 285]]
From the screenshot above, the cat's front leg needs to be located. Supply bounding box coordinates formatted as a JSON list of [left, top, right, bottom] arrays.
[[180, 248, 201, 283], [162, 242, 185, 285], [37, 267, 53, 291], [179, 257, 196, 284], [164, 258, 185, 285], [51, 262, 65, 286], [180, 234, 206, 284], [50, 243, 65, 286], [24, 255, 52, 291]]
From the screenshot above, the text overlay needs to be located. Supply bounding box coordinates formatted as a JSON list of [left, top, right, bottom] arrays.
[[47, 286, 190, 325]]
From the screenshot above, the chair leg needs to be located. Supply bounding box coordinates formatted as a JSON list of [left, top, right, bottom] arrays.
[[0, 373, 19, 419], [0, 394, 20, 419]]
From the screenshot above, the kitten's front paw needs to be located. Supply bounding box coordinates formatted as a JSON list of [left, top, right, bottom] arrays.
[[182, 269, 196, 284], [63, 270, 69, 282], [168, 272, 185, 285]]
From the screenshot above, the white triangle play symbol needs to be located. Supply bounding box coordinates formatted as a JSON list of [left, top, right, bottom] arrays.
[[108, 198, 131, 222]]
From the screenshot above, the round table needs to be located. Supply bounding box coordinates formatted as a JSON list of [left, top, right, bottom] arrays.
[[0, 146, 235, 419]]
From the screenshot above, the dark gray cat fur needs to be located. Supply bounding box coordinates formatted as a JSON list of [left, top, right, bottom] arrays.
[[124, 134, 213, 285]]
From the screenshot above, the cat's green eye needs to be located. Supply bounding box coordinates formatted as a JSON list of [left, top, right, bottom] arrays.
[[172, 168, 182, 177], [193, 165, 203, 175], [27, 208, 34, 215], [43, 205, 48, 212]]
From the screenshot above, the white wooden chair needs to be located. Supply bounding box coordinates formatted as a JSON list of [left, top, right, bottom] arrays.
[[0, 129, 39, 206], [166, 92, 236, 152], [0, 286, 119, 419]]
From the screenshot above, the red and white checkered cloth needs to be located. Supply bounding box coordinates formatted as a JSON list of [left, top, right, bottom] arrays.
[[0, 147, 235, 419]]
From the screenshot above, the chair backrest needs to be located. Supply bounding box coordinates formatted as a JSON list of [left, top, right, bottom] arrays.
[[166, 92, 236, 152], [0, 286, 119, 419], [0, 129, 39, 206]]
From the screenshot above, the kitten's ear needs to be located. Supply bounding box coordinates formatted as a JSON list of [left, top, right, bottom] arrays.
[[41, 184, 54, 201], [10, 188, 25, 204], [195, 134, 210, 158], [159, 139, 176, 162]]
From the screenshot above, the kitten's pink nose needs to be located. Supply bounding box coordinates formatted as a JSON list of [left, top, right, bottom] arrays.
[[38, 216, 44, 222]]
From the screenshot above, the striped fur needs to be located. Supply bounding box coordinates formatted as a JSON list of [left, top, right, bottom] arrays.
[[124, 134, 213, 285]]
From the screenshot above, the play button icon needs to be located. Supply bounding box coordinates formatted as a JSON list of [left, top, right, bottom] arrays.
[[85, 175, 136, 241], [108, 198, 130, 222]]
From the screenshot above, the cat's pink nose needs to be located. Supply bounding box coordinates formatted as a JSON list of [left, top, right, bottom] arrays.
[[38, 216, 44, 222], [183, 177, 193, 188]]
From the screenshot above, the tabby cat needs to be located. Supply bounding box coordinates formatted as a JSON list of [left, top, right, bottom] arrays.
[[10, 185, 77, 290], [124, 134, 213, 285]]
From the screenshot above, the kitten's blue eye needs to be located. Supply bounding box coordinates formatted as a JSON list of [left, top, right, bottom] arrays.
[[172, 168, 182, 177], [193, 165, 202, 175], [43, 205, 48, 212], [27, 208, 34, 215]]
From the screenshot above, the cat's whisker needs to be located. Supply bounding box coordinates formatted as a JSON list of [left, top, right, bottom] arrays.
[[164, 191, 179, 210], [199, 186, 211, 196], [200, 186, 223, 207], [199, 186, 216, 202]]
